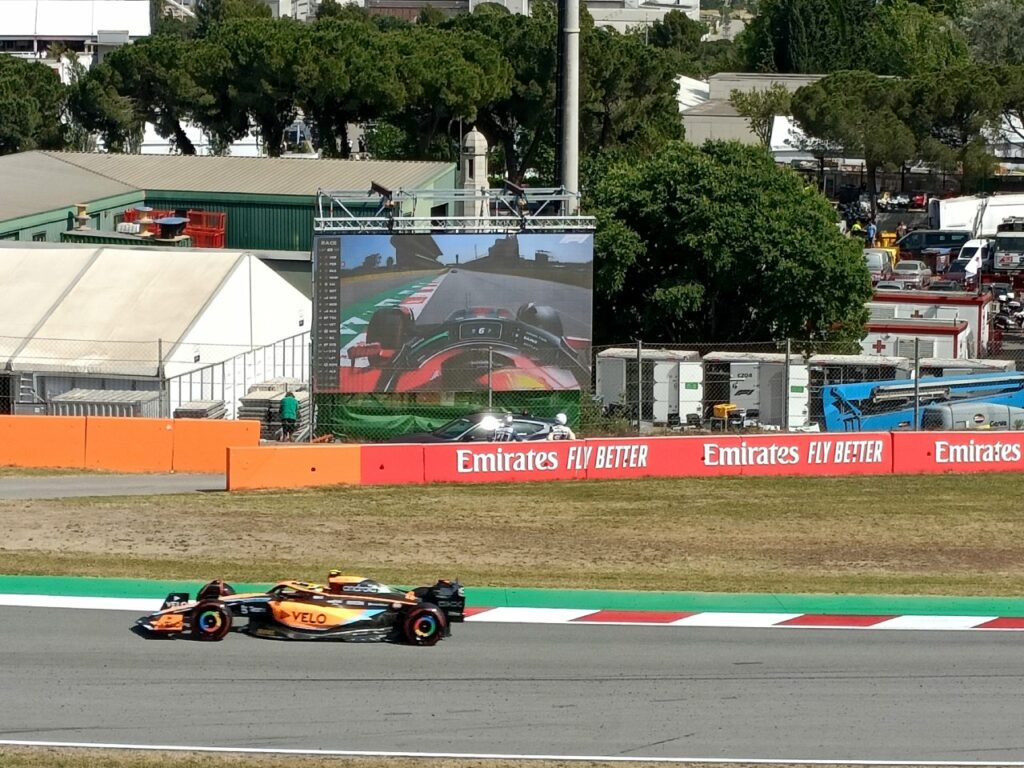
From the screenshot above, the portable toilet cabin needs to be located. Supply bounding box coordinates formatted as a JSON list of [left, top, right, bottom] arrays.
[[807, 354, 913, 428], [701, 351, 809, 429], [595, 347, 702, 425]]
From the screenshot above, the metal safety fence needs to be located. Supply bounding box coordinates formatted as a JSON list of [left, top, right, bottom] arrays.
[[4, 333, 1024, 439]]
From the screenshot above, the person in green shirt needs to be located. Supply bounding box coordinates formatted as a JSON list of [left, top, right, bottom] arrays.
[[279, 391, 299, 442]]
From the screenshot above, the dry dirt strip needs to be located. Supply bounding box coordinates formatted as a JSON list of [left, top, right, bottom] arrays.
[[4, 593, 1024, 631]]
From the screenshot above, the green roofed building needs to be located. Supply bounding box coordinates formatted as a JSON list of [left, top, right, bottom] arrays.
[[0, 151, 455, 252]]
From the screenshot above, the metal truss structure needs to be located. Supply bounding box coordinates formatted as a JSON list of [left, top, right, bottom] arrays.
[[314, 186, 596, 234]]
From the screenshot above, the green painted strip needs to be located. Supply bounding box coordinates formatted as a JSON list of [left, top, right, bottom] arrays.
[[3, 575, 1024, 617]]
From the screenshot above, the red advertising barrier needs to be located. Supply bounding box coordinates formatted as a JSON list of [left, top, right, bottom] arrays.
[[422, 441, 587, 483], [892, 431, 1024, 474], [399, 432, 895, 484]]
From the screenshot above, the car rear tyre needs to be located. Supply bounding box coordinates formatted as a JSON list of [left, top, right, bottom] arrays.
[[402, 603, 446, 646], [190, 601, 232, 641]]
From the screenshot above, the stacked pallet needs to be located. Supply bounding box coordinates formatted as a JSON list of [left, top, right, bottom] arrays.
[[238, 379, 311, 441], [174, 400, 227, 419]]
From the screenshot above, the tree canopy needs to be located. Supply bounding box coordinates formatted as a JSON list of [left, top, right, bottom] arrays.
[[588, 141, 871, 344], [0, 56, 66, 155]]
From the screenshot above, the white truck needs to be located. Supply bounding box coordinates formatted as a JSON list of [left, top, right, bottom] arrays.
[[929, 194, 1024, 282], [929, 193, 1024, 238]]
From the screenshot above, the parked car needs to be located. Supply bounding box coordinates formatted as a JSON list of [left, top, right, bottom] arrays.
[[943, 258, 979, 289], [864, 248, 895, 284], [892, 260, 933, 288], [875, 280, 905, 291], [896, 229, 972, 273], [386, 411, 557, 443], [927, 279, 962, 292]]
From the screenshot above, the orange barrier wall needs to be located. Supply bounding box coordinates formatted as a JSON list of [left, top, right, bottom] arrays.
[[172, 419, 260, 474], [360, 444, 425, 485], [0, 415, 87, 468], [227, 445, 361, 490], [85, 417, 175, 472]]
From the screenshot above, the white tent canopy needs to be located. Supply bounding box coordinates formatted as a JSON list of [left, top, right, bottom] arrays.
[[0, 245, 310, 378]]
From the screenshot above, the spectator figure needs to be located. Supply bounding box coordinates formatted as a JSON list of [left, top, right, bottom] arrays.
[[850, 220, 865, 241], [896, 220, 908, 239], [280, 391, 299, 442], [547, 413, 576, 441], [867, 219, 878, 247]]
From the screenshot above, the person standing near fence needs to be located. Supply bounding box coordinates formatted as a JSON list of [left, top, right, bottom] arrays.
[[280, 391, 299, 442], [547, 413, 576, 440]]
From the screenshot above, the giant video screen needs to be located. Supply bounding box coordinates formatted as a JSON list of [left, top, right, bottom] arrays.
[[313, 232, 593, 393]]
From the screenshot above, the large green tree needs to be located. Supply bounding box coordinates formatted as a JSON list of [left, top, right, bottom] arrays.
[[446, 2, 558, 181], [791, 71, 917, 212], [580, 25, 684, 157], [389, 26, 513, 159], [296, 20, 405, 158], [906, 63, 1003, 188], [864, 0, 969, 77], [103, 35, 204, 154], [588, 141, 870, 344], [66, 59, 141, 152], [738, 0, 876, 73], [0, 56, 66, 154], [729, 82, 792, 147], [198, 19, 304, 156], [964, 0, 1024, 66]]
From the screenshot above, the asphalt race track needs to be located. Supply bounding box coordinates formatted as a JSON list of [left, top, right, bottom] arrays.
[[3, 605, 1024, 762], [417, 270, 591, 339], [0, 473, 224, 499]]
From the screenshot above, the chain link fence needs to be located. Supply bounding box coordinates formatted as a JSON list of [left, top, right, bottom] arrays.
[[4, 332, 1024, 439]]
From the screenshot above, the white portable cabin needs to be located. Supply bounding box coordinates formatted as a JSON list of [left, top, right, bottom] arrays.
[[918, 357, 1016, 377], [702, 351, 808, 429], [862, 318, 972, 360], [869, 290, 993, 357], [595, 347, 702, 424]]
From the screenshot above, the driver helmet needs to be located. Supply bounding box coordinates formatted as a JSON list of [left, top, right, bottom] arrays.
[[555, 413, 567, 425], [504, 414, 514, 425]]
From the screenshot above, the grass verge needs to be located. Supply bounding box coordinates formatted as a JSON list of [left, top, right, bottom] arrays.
[[2, 474, 1024, 595]]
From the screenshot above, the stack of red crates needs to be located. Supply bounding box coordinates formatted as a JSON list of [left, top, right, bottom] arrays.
[[184, 210, 227, 248], [122, 207, 227, 248]]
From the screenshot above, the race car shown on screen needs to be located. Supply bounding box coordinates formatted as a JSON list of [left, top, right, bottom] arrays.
[[341, 303, 589, 392], [132, 571, 465, 646]]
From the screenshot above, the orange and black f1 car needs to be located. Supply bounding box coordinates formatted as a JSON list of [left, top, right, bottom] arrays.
[[132, 571, 465, 646]]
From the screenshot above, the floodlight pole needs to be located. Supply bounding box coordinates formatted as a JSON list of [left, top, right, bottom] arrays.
[[559, 0, 580, 215]]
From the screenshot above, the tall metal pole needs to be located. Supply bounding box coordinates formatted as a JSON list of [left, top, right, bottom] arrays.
[[783, 338, 791, 431], [913, 338, 921, 431], [559, 0, 580, 214], [636, 339, 643, 434]]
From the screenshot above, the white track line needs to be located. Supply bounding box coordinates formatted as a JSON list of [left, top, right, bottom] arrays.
[[3, 740, 1024, 766], [0, 595, 1021, 633]]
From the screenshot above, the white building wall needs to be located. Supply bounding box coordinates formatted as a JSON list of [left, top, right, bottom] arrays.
[[1, 0, 149, 37]]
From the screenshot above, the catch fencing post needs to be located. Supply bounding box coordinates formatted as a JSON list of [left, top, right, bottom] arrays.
[[783, 338, 791, 432], [488, 346, 493, 410], [157, 338, 168, 418], [913, 338, 921, 431], [636, 339, 643, 434]]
